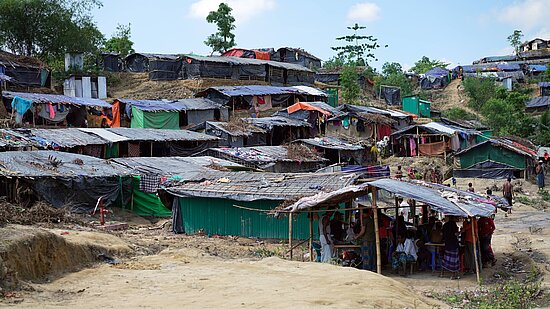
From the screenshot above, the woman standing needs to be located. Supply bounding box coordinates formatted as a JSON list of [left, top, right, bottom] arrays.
[[441, 216, 460, 279]]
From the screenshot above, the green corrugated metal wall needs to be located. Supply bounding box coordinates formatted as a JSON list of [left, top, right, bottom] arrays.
[[459, 143, 526, 169], [327, 89, 338, 107], [179, 197, 319, 240]]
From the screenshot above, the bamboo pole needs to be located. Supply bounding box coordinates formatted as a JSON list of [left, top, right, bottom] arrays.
[[289, 212, 293, 260], [416, 127, 420, 157], [372, 188, 382, 274], [150, 142, 154, 157], [472, 217, 481, 284], [309, 210, 313, 262]]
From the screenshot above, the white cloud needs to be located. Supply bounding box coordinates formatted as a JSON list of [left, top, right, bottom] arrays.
[[347, 3, 381, 23], [189, 0, 276, 24], [497, 0, 550, 31]]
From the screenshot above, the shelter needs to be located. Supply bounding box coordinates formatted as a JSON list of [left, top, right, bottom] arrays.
[[454, 138, 537, 179], [2, 91, 112, 127], [63, 75, 107, 99], [0, 51, 51, 88], [540, 82, 550, 96], [295, 136, 369, 165], [274, 47, 322, 70], [326, 106, 396, 142], [402, 95, 431, 118], [204, 145, 328, 172], [221, 48, 271, 60], [114, 98, 227, 129], [166, 170, 357, 239], [125, 53, 182, 74], [274, 101, 340, 136], [337, 105, 412, 130], [203, 121, 267, 147], [525, 96, 550, 113], [391, 122, 480, 157], [420, 67, 450, 90], [0, 129, 34, 151], [100, 53, 123, 72], [244, 116, 311, 146], [0, 151, 132, 211]]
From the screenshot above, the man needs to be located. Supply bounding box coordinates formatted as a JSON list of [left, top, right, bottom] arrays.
[[544, 150, 549, 163], [467, 183, 475, 193], [329, 212, 345, 243], [395, 165, 403, 179], [319, 211, 334, 263], [536, 161, 545, 191], [462, 217, 479, 274], [478, 215, 497, 267], [355, 210, 376, 271], [503, 177, 514, 214]]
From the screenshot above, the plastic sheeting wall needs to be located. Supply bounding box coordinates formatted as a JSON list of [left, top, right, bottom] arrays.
[[459, 143, 526, 169], [130, 107, 180, 130], [178, 197, 317, 239]]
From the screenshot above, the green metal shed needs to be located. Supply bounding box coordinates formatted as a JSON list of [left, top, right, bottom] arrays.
[[402, 96, 431, 118]]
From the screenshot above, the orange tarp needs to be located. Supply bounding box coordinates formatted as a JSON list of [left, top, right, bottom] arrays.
[[287, 102, 331, 116], [418, 141, 447, 156]]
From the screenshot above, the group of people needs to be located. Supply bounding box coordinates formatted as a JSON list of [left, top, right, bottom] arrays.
[[318, 207, 498, 279]]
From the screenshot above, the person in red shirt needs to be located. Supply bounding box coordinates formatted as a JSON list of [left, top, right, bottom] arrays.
[[478, 216, 497, 266], [462, 218, 479, 273]]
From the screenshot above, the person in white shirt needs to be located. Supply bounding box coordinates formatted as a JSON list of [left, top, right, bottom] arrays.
[[392, 231, 418, 272], [319, 211, 334, 263]]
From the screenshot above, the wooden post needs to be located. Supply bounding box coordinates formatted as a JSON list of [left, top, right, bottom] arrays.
[[338, 150, 341, 164], [422, 205, 428, 224], [394, 197, 399, 244], [411, 200, 416, 226], [416, 127, 420, 157], [472, 217, 481, 284], [372, 187, 382, 274], [309, 210, 313, 262], [288, 212, 293, 260], [150, 142, 154, 157]]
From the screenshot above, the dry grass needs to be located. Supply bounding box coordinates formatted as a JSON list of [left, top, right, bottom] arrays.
[[285, 143, 322, 161]]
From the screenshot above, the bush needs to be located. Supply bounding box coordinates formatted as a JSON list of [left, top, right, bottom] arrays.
[[443, 108, 477, 121], [462, 77, 497, 110]]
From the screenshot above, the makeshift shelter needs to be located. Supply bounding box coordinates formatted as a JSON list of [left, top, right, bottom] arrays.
[[337, 105, 412, 130], [0, 51, 50, 87], [525, 96, 550, 113], [402, 95, 431, 118], [274, 101, 339, 136], [221, 48, 271, 60], [100, 53, 123, 72], [274, 47, 322, 70], [2, 91, 112, 127], [111, 156, 245, 217], [244, 116, 311, 146], [114, 98, 227, 129], [0, 129, 34, 151], [326, 107, 396, 142], [204, 145, 328, 172], [281, 178, 505, 279], [203, 121, 267, 147], [540, 82, 550, 96], [454, 138, 537, 179], [166, 170, 357, 239], [391, 122, 480, 157], [420, 67, 450, 90], [125, 53, 182, 73], [295, 136, 370, 165], [0, 151, 132, 211]]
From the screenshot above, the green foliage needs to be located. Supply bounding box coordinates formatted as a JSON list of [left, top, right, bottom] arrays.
[[103, 23, 134, 58], [204, 3, 236, 54], [443, 107, 476, 121], [381, 62, 402, 76], [507, 30, 524, 55], [516, 195, 533, 205], [546, 63, 550, 81], [374, 62, 413, 97], [322, 55, 345, 69], [409, 56, 449, 74], [462, 77, 497, 110], [0, 0, 104, 60], [251, 246, 282, 258], [340, 66, 361, 104], [331, 23, 385, 66]]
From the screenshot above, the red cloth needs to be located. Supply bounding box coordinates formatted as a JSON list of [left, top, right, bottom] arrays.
[[463, 219, 478, 243], [108, 101, 121, 128], [377, 125, 392, 140], [478, 217, 495, 237]]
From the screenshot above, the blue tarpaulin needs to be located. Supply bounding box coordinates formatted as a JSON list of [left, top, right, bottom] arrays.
[[117, 98, 221, 112], [424, 67, 449, 77], [196, 85, 327, 98], [530, 65, 548, 72], [496, 63, 521, 71], [2, 91, 111, 108]]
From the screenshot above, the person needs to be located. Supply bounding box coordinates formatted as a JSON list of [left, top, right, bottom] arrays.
[[462, 217, 479, 274], [536, 161, 545, 191], [392, 214, 407, 244], [355, 210, 376, 271], [391, 231, 418, 273], [319, 211, 334, 263], [503, 177, 514, 214], [467, 183, 475, 193], [330, 212, 345, 243], [544, 150, 549, 163], [430, 221, 444, 244], [441, 216, 460, 279], [478, 215, 497, 267], [395, 165, 403, 179]]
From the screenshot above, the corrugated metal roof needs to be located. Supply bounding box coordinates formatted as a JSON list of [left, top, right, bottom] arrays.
[[2, 91, 111, 108], [105, 128, 219, 142], [292, 86, 327, 97], [111, 156, 243, 177], [539, 82, 550, 87], [126, 53, 182, 60], [296, 137, 364, 151], [244, 116, 311, 130], [525, 96, 550, 108], [165, 170, 357, 201], [184, 55, 313, 72], [197, 85, 326, 97], [11, 128, 110, 148], [206, 121, 266, 136], [77, 128, 130, 143], [116, 98, 221, 112], [0, 150, 131, 178], [455, 138, 536, 158], [208, 146, 326, 164]]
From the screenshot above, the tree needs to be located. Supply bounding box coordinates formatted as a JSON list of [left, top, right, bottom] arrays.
[[340, 66, 361, 103], [204, 3, 236, 54], [462, 77, 497, 110], [443, 108, 476, 121], [409, 56, 449, 74], [331, 23, 385, 66], [381, 62, 403, 76], [507, 30, 524, 55], [0, 0, 104, 60], [103, 23, 134, 57], [373, 61, 413, 97], [322, 55, 345, 69]]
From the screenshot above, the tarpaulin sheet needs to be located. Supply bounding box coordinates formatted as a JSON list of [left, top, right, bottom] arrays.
[[106, 128, 218, 142], [12, 128, 110, 148], [287, 102, 332, 116], [77, 128, 129, 143], [453, 161, 517, 179], [130, 176, 171, 217], [418, 141, 447, 156], [424, 67, 449, 78], [2, 91, 111, 107], [130, 107, 179, 130], [118, 98, 221, 112], [381, 87, 400, 105]]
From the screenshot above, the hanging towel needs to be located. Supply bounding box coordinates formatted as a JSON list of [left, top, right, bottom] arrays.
[[342, 116, 350, 130], [409, 137, 417, 156], [11, 96, 33, 116], [48, 103, 55, 119]]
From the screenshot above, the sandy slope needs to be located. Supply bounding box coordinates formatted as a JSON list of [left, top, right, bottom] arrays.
[[16, 248, 443, 309]]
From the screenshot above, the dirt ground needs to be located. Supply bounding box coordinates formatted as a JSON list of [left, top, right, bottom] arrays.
[[1, 178, 549, 308]]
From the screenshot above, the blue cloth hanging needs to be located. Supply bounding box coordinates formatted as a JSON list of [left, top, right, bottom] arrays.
[[11, 96, 33, 115]]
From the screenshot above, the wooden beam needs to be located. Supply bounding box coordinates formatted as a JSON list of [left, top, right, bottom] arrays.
[[472, 217, 481, 284], [309, 211, 313, 262], [372, 187, 382, 274], [288, 212, 293, 260]]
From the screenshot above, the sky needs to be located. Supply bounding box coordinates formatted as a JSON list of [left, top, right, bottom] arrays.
[[91, 0, 550, 70]]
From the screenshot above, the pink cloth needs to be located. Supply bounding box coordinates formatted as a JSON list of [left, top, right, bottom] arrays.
[[48, 103, 55, 119], [409, 137, 417, 156]]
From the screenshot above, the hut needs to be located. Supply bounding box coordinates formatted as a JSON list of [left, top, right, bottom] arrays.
[[204, 145, 328, 172], [125, 53, 182, 73], [273, 101, 340, 136], [181, 55, 266, 81], [0, 50, 51, 88], [0, 151, 132, 211], [221, 48, 271, 60], [244, 116, 311, 146], [420, 67, 450, 90], [274, 47, 322, 70], [295, 136, 369, 165], [113, 98, 227, 129], [166, 170, 356, 238], [203, 121, 267, 147], [100, 53, 123, 72], [453, 137, 537, 179], [326, 108, 396, 142]]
